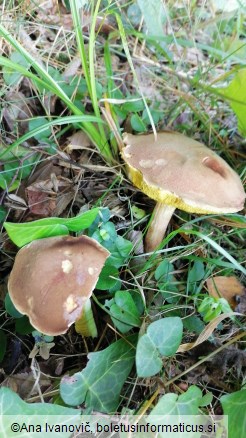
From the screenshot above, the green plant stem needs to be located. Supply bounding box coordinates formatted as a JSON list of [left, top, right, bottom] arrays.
[[89, 0, 112, 158], [70, 0, 112, 161], [70, 0, 92, 97]]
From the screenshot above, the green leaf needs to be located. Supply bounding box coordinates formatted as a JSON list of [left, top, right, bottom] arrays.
[[4, 155, 36, 180], [136, 317, 183, 377], [0, 174, 20, 192], [115, 236, 133, 258], [0, 331, 7, 362], [150, 385, 203, 415], [155, 259, 179, 302], [96, 262, 120, 290], [122, 99, 145, 113], [3, 52, 30, 86], [217, 69, 246, 136], [130, 114, 147, 132], [136, 334, 163, 377], [198, 296, 232, 323], [0, 206, 7, 223], [15, 316, 34, 335], [142, 106, 162, 125], [64, 208, 100, 231], [60, 335, 137, 412], [4, 223, 69, 247], [188, 261, 205, 284], [146, 386, 217, 438], [29, 117, 52, 141], [155, 259, 176, 284], [131, 205, 146, 219], [188, 260, 205, 294], [1, 387, 75, 414], [0, 387, 80, 438], [108, 291, 142, 333], [136, 0, 167, 39], [92, 221, 133, 270], [5, 293, 23, 318], [4, 208, 99, 247], [88, 208, 111, 235], [75, 299, 98, 338], [200, 391, 213, 407], [221, 389, 246, 438], [183, 315, 205, 334]]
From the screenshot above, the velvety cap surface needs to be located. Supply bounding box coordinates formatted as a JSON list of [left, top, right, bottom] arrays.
[[8, 235, 110, 335], [122, 132, 245, 213]]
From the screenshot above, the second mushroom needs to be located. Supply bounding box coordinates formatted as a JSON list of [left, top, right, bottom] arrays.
[[8, 235, 110, 336], [122, 131, 245, 253]]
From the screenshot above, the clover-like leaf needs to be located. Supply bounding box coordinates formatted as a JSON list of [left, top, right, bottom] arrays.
[[108, 291, 142, 333]]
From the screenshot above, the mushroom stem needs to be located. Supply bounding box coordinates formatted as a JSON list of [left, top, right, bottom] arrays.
[[145, 203, 176, 253]]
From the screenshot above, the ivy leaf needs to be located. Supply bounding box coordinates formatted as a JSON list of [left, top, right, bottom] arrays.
[[221, 389, 246, 438], [146, 386, 217, 438], [136, 334, 162, 377], [0, 387, 80, 437], [60, 335, 137, 412], [150, 385, 203, 415], [136, 317, 183, 377]]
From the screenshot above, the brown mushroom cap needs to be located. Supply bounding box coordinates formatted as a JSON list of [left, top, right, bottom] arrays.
[[122, 132, 245, 214], [8, 235, 110, 335]]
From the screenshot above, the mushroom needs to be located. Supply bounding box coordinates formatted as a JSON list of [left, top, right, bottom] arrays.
[[122, 131, 245, 253], [8, 235, 110, 335]]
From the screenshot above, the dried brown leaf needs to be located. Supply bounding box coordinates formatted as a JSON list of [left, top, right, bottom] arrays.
[[65, 130, 92, 153], [26, 176, 73, 217], [5, 194, 27, 210], [63, 57, 82, 81], [206, 276, 245, 309], [127, 230, 144, 255], [36, 3, 115, 33], [3, 92, 36, 134], [2, 371, 51, 398], [177, 312, 241, 353]]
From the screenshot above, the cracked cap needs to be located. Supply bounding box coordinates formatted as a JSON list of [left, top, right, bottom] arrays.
[[8, 235, 110, 335], [122, 131, 245, 214]]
